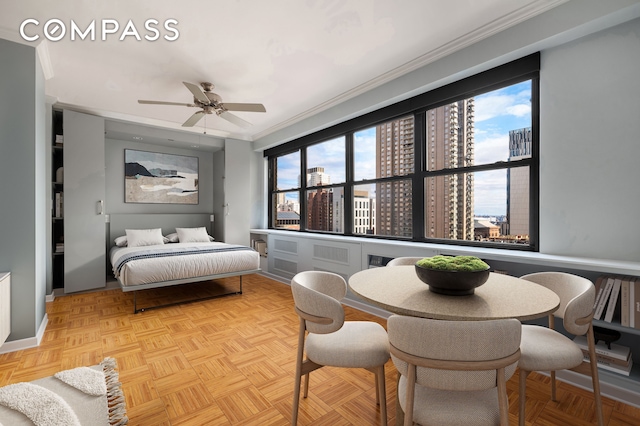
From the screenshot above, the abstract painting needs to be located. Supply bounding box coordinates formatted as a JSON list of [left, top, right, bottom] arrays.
[[125, 149, 198, 204]]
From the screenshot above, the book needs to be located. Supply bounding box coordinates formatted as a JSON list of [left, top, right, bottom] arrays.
[[583, 354, 633, 376], [573, 335, 631, 361], [581, 349, 630, 367], [54, 192, 61, 218], [594, 276, 615, 320], [592, 275, 606, 311], [633, 278, 640, 330], [604, 276, 622, 322], [621, 276, 631, 327]]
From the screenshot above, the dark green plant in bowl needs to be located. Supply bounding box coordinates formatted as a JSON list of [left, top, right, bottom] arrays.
[[415, 255, 490, 296]]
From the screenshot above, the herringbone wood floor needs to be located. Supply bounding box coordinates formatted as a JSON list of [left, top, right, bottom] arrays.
[[0, 274, 639, 425]]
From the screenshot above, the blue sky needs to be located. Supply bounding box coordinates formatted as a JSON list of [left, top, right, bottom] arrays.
[[277, 80, 532, 216]]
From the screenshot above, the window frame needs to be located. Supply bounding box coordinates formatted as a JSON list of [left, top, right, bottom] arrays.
[[266, 53, 539, 251]]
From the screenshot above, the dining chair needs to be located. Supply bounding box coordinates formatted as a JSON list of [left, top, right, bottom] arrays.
[[517, 272, 603, 426], [290, 271, 390, 425], [388, 315, 521, 426], [386, 256, 424, 266]]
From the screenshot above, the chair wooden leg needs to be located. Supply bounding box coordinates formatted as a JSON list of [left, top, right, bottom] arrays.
[[404, 365, 416, 426], [395, 371, 404, 426], [377, 365, 388, 426], [519, 369, 529, 426], [303, 373, 310, 398], [375, 370, 380, 404], [292, 318, 306, 425], [497, 367, 509, 426], [550, 370, 557, 401], [586, 325, 605, 426]]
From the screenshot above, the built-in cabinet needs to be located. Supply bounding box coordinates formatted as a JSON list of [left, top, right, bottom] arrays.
[[255, 229, 640, 407], [51, 109, 106, 293], [0, 272, 10, 345]]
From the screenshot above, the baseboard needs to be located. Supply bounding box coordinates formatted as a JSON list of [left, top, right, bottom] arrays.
[[554, 370, 640, 409], [0, 313, 48, 354]]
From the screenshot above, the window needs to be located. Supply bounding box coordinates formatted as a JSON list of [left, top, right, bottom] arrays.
[[266, 53, 539, 250], [272, 152, 301, 230]]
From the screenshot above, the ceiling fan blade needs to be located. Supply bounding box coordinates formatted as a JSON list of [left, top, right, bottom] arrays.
[[221, 103, 266, 113], [219, 111, 252, 128], [183, 81, 210, 105], [139, 100, 195, 107], [182, 111, 206, 127]]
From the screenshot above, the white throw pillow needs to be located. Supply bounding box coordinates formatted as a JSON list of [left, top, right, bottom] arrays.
[[175, 227, 213, 243], [125, 228, 165, 247], [165, 233, 179, 243], [114, 235, 128, 247]]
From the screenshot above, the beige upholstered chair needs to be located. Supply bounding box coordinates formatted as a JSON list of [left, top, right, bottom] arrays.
[[388, 315, 521, 426], [290, 271, 390, 425], [386, 257, 424, 267], [518, 272, 603, 426]]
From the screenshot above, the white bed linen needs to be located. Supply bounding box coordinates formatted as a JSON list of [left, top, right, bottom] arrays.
[[110, 242, 259, 287]]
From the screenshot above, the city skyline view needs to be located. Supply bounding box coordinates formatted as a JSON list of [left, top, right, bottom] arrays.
[[275, 80, 532, 218]]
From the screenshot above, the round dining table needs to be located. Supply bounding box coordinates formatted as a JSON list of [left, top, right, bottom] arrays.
[[349, 265, 560, 321]]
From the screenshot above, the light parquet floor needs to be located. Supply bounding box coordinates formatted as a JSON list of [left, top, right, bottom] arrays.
[[0, 274, 639, 425]]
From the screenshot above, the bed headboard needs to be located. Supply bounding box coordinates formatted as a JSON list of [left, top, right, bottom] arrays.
[[108, 213, 213, 248]]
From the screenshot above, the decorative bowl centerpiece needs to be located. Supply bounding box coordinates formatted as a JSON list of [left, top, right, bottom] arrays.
[[415, 255, 490, 296]]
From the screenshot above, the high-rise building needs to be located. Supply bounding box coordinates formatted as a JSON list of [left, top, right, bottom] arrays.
[[423, 100, 475, 240], [507, 127, 531, 237], [307, 188, 332, 231], [307, 167, 330, 187], [376, 117, 415, 237], [306, 167, 333, 231]]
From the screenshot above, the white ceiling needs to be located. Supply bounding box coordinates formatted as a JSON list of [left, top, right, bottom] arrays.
[[1, 0, 569, 148]]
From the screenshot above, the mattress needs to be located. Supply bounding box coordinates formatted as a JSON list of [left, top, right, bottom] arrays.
[[110, 242, 260, 287]]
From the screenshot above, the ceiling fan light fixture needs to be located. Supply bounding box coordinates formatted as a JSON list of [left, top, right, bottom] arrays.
[[138, 80, 265, 128]]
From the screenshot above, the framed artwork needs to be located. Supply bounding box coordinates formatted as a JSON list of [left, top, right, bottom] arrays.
[[125, 149, 199, 204]]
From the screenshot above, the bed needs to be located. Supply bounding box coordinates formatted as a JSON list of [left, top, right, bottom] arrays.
[[109, 213, 260, 313]]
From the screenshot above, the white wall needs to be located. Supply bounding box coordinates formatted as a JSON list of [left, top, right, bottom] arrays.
[[539, 18, 640, 261]]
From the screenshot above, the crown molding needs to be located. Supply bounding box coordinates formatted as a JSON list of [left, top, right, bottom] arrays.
[[253, 0, 568, 141]]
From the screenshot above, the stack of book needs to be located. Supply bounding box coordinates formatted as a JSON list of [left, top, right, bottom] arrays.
[[54, 192, 64, 218], [574, 335, 633, 376], [55, 242, 64, 254], [55, 134, 64, 145], [593, 274, 640, 327]]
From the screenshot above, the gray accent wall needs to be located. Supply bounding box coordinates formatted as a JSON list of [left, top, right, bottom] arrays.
[[0, 39, 46, 341]]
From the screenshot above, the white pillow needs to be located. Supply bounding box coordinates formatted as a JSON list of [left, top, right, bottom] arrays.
[[165, 233, 179, 243], [114, 235, 128, 247], [175, 227, 213, 243], [125, 228, 165, 247]]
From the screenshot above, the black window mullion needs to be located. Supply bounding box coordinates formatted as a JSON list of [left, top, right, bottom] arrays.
[[268, 157, 275, 228], [529, 75, 540, 251], [344, 133, 354, 235], [299, 148, 307, 231], [412, 112, 425, 240]]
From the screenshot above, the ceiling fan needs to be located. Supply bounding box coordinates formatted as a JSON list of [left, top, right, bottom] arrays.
[[138, 81, 266, 128]]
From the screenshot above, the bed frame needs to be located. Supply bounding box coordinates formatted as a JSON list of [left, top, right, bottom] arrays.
[[109, 213, 260, 313]]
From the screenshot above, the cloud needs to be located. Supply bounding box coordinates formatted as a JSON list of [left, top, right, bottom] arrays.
[[473, 170, 507, 216], [474, 134, 509, 164], [474, 83, 531, 122]]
